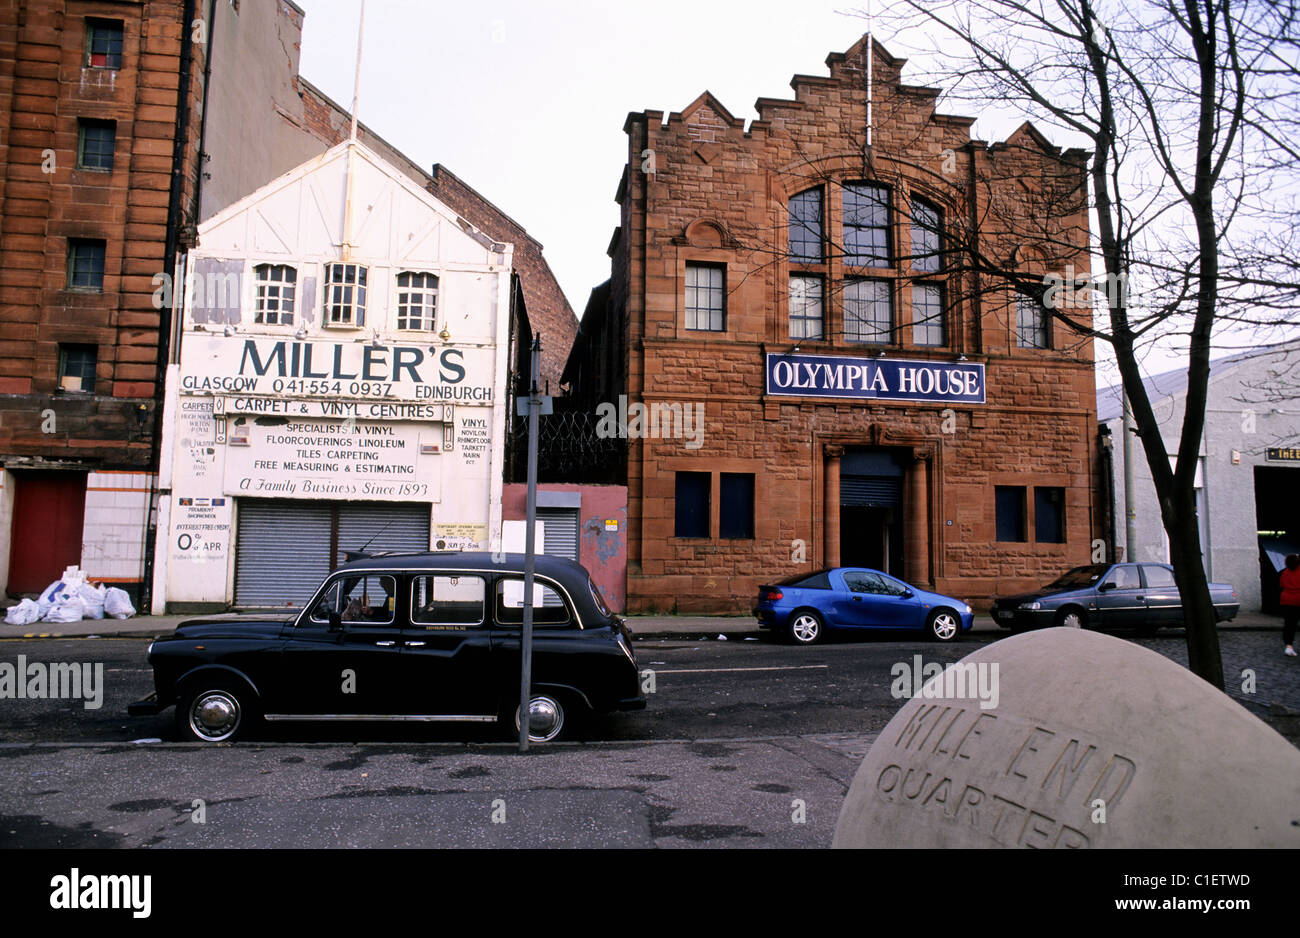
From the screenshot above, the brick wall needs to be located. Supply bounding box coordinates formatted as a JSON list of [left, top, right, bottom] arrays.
[[0, 0, 204, 469]]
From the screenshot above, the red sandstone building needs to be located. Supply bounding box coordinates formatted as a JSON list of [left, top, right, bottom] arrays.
[[575, 35, 1099, 613]]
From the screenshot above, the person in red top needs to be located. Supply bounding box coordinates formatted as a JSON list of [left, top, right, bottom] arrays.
[[1281, 554, 1300, 657]]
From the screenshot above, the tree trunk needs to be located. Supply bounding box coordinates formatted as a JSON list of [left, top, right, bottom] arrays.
[[1160, 485, 1225, 690]]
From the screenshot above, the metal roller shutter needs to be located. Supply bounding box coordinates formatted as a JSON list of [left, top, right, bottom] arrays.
[[537, 507, 579, 561], [234, 500, 333, 607], [335, 503, 431, 564], [840, 476, 902, 508], [233, 500, 431, 608]]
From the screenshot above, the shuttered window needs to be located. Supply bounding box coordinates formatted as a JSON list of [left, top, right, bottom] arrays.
[[536, 507, 579, 561]]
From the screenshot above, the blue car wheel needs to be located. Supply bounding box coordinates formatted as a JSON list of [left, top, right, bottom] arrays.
[[788, 610, 824, 645], [928, 609, 960, 642]]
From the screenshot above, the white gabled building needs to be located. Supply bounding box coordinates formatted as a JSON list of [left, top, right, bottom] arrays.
[[151, 140, 514, 611]]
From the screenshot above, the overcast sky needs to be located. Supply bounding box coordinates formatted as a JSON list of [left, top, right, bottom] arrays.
[[295, 0, 1042, 317], [292, 0, 1293, 385]]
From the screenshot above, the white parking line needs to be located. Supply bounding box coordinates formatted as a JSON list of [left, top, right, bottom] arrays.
[[650, 665, 830, 675]]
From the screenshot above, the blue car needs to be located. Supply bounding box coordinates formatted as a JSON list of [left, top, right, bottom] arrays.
[[753, 568, 974, 644]]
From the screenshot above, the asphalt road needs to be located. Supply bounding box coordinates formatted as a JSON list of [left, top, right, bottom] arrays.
[[0, 629, 1295, 847]]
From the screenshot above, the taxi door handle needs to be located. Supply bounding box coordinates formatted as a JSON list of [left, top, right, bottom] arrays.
[[374, 640, 396, 647], [405, 641, 426, 647]]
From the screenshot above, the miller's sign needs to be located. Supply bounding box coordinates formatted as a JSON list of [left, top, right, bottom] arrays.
[[765, 353, 986, 404]]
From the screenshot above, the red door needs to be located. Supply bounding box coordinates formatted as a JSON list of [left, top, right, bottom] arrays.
[[8, 471, 87, 594]]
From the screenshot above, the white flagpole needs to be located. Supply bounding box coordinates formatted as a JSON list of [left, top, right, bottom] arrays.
[[866, 0, 874, 148], [342, 0, 366, 263]]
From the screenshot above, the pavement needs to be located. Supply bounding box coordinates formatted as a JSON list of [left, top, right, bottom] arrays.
[[0, 607, 1284, 640]]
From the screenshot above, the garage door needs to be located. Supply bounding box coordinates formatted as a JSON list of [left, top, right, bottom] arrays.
[[233, 500, 430, 607]]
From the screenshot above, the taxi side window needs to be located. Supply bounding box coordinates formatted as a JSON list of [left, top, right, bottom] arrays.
[[309, 575, 396, 625], [411, 575, 486, 628], [495, 578, 572, 627]]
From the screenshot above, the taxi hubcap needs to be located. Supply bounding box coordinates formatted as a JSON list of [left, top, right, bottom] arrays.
[[191, 692, 239, 740]]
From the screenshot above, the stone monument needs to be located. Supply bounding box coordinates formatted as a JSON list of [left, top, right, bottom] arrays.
[[833, 627, 1300, 847]]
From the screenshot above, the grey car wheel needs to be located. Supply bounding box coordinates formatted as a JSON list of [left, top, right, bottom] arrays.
[[1055, 607, 1085, 630]]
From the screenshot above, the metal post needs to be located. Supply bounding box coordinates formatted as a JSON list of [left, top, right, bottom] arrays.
[[518, 336, 542, 752], [1122, 390, 1137, 561]]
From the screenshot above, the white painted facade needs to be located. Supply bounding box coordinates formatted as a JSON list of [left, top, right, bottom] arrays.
[[151, 141, 514, 611]]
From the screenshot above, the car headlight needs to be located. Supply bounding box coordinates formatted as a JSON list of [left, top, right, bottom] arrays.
[[965, 605, 972, 615], [1018, 601, 1041, 610]]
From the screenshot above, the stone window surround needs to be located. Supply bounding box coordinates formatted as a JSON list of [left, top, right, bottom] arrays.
[[785, 179, 955, 352], [663, 455, 765, 543]]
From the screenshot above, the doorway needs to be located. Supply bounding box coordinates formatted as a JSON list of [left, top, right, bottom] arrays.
[[839, 447, 905, 574], [1256, 465, 1300, 613], [8, 471, 87, 594]]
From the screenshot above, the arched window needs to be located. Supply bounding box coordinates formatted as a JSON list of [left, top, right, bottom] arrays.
[[788, 189, 823, 262], [253, 264, 296, 325], [910, 197, 942, 273], [396, 271, 439, 331]]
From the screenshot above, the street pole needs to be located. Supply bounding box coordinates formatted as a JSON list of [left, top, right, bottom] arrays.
[[1122, 390, 1137, 562], [518, 336, 542, 752]]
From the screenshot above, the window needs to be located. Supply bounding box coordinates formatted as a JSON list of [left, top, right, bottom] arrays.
[[844, 571, 909, 596], [411, 575, 485, 627], [843, 183, 891, 267], [789, 275, 824, 340], [254, 264, 296, 325], [912, 284, 946, 346], [86, 19, 124, 69], [396, 271, 439, 330], [788, 189, 823, 262], [1103, 565, 1141, 590], [844, 279, 892, 343], [910, 198, 942, 273], [1016, 294, 1050, 348], [778, 571, 832, 589], [309, 574, 396, 625], [1141, 565, 1176, 588], [324, 263, 367, 326], [674, 471, 710, 538], [719, 473, 755, 539], [495, 579, 571, 626], [685, 263, 724, 331], [995, 486, 1027, 542], [67, 239, 106, 291], [77, 119, 115, 171], [57, 344, 96, 393], [1034, 487, 1065, 543]]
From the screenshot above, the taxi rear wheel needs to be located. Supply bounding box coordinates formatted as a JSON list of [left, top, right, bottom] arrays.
[[502, 693, 573, 743]]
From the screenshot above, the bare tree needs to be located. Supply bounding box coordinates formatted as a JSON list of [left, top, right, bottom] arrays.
[[860, 0, 1300, 688]]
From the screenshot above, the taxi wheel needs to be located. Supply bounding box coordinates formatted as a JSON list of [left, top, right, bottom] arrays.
[[928, 609, 960, 642], [176, 681, 255, 743], [508, 693, 568, 743], [788, 610, 824, 645]]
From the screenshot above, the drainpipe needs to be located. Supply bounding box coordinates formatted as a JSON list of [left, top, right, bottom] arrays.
[[141, 0, 199, 612]]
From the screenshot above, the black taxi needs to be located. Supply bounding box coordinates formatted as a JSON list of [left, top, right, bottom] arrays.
[[129, 552, 645, 743]]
